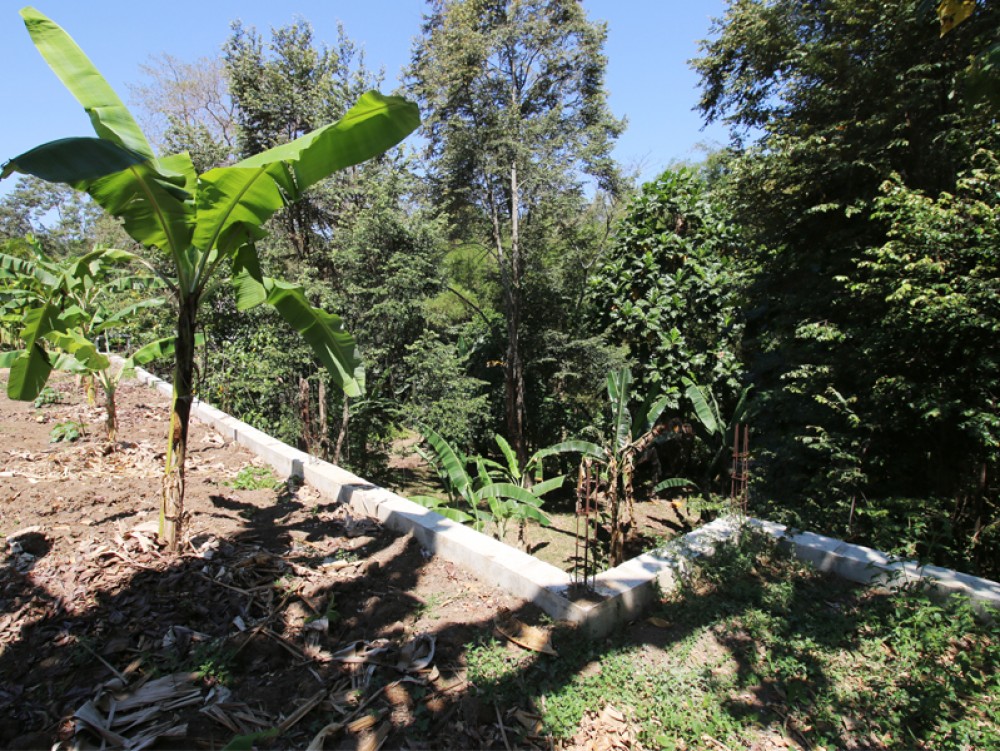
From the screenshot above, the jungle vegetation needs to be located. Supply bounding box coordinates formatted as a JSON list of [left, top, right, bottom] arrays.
[[2, 0, 997, 577]]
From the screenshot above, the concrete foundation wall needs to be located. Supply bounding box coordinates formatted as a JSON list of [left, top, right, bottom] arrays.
[[132, 366, 1000, 634]]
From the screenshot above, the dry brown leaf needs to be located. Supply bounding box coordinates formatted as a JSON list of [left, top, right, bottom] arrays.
[[347, 713, 379, 733], [645, 616, 670, 628], [494, 614, 557, 656]]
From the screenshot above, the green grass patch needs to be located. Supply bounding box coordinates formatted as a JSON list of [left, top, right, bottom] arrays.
[[465, 527, 1000, 750], [225, 465, 281, 491]]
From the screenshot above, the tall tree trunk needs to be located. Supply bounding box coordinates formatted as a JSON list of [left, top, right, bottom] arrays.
[[505, 162, 529, 471], [161, 296, 198, 551]]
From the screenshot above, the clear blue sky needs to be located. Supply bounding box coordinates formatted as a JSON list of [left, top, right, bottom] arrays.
[[0, 1, 729, 195]]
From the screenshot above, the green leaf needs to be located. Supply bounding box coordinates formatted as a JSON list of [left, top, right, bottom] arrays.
[[641, 393, 672, 435], [86, 162, 193, 262], [235, 91, 420, 200], [44, 329, 109, 372], [516, 504, 551, 526], [652, 477, 697, 493], [494, 434, 521, 480], [476, 482, 545, 508], [263, 278, 363, 398], [0, 350, 23, 368], [419, 427, 473, 500], [530, 475, 565, 497], [409, 495, 474, 524], [0, 251, 58, 289], [1, 137, 147, 183], [20, 7, 154, 159], [7, 344, 52, 401], [534, 440, 606, 462], [608, 367, 633, 450], [93, 297, 167, 332], [193, 166, 285, 256], [683, 376, 720, 436], [221, 728, 280, 751], [130, 333, 206, 367], [230, 245, 267, 310]]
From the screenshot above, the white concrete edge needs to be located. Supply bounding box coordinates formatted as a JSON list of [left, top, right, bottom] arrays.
[[746, 517, 1000, 615], [127, 364, 1000, 633]]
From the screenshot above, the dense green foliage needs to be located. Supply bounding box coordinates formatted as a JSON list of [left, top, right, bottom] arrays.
[[695, 0, 1000, 575], [589, 166, 745, 407], [408, 0, 626, 466]]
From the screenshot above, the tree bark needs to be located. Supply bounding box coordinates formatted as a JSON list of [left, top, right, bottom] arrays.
[[161, 296, 198, 551], [505, 162, 529, 471]]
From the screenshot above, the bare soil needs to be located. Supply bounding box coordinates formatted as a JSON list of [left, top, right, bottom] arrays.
[[0, 374, 547, 750]]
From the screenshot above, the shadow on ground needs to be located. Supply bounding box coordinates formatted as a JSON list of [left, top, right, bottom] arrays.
[[1, 477, 996, 749]]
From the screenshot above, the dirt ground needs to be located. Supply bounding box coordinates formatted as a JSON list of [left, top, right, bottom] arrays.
[[0, 374, 555, 750]]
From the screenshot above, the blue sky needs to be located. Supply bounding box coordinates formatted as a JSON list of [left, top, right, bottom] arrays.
[[1, 1, 730, 195]]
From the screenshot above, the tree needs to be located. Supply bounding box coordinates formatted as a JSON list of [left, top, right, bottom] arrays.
[[693, 0, 1000, 574], [225, 18, 378, 268], [407, 0, 624, 468], [128, 53, 238, 172], [2, 8, 419, 550], [588, 166, 745, 404]]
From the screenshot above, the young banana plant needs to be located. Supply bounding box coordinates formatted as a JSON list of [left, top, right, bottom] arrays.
[[0, 235, 167, 440], [410, 427, 560, 544], [1, 8, 420, 549], [548, 367, 674, 567]]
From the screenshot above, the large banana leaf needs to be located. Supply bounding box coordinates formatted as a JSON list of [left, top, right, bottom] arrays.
[[19, 6, 154, 159], [263, 279, 364, 398], [235, 91, 420, 200], [530, 474, 565, 497], [608, 367, 633, 450], [494, 434, 521, 480], [0, 137, 147, 183], [44, 329, 109, 372], [420, 427, 473, 501], [129, 333, 206, 367], [0, 251, 59, 289], [683, 376, 720, 436], [6, 343, 52, 400], [6, 301, 60, 399], [533, 440, 606, 462], [86, 163, 193, 261], [193, 167, 284, 256]]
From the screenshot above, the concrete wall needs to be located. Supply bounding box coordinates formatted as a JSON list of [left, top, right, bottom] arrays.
[[132, 365, 1000, 633]]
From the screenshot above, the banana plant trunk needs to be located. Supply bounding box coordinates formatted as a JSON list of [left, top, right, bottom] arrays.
[[161, 296, 198, 550], [103, 383, 117, 443]]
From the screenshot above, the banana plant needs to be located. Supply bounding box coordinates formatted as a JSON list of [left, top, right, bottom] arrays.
[[652, 377, 751, 494], [1, 235, 166, 439], [410, 427, 559, 543], [1, 8, 420, 549], [549, 368, 675, 567]]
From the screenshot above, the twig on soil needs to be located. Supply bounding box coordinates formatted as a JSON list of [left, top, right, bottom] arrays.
[[263, 628, 309, 661], [77, 638, 127, 684], [278, 688, 328, 732], [495, 702, 513, 751], [702, 735, 735, 751]]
